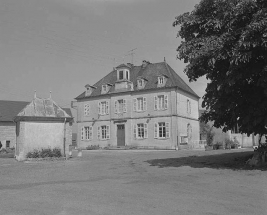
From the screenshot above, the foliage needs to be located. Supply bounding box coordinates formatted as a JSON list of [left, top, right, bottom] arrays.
[[206, 125, 215, 146], [86, 145, 100, 150], [173, 0, 267, 136], [213, 141, 224, 150], [26, 148, 62, 158]]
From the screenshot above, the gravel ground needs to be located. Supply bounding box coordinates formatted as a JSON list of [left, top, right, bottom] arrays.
[[0, 148, 266, 215]]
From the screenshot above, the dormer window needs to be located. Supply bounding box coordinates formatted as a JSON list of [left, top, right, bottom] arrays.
[[101, 83, 112, 94], [158, 77, 164, 84], [119, 70, 124, 80], [157, 75, 167, 87], [85, 84, 96, 97], [117, 69, 130, 81], [137, 77, 147, 89]]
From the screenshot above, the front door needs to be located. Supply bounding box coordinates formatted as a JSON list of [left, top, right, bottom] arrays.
[[117, 124, 125, 146]]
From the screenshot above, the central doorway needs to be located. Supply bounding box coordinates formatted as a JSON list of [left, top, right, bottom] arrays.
[[117, 124, 125, 146]]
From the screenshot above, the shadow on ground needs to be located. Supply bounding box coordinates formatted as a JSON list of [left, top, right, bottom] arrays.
[[146, 151, 267, 171]]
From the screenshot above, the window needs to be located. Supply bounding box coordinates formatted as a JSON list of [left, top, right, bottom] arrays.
[[84, 103, 90, 116], [115, 99, 126, 113], [158, 77, 164, 84], [133, 123, 148, 139], [85, 87, 91, 96], [119, 70, 124, 80], [187, 99, 191, 114], [137, 79, 143, 88], [102, 85, 107, 93], [180, 135, 188, 145], [6, 141, 10, 148], [81, 126, 93, 140], [133, 97, 147, 112], [98, 101, 109, 115], [154, 122, 170, 139], [154, 95, 168, 110], [98, 125, 110, 140], [126, 70, 129, 80]]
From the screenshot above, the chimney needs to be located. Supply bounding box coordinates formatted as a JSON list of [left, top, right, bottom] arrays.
[[142, 60, 149, 68], [127, 63, 133, 68]]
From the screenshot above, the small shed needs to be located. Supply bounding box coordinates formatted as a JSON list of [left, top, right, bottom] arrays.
[[14, 95, 73, 161]]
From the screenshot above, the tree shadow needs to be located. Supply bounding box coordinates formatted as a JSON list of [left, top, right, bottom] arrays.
[[146, 151, 267, 171]]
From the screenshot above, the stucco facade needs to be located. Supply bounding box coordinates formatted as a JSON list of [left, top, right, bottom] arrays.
[[14, 96, 73, 161], [0, 122, 16, 149], [76, 61, 200, 149]]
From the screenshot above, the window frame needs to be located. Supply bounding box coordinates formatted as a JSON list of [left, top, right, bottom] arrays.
[[154, 122, 170, 139], [133, 97, 147, 112], [133, 123, 148, 139], [98, 101, 109, 115], [84, 103, 90, 116], [98, 125, 110, 140]]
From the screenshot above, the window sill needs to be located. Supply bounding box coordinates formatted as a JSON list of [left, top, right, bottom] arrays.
[[135, 110, 146, 113]]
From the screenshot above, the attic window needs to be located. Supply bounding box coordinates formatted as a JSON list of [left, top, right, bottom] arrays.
[[102, 85, 107, 93], [158, 77, 164, 84], [119, 70, 124, 80], [126, 70, 129, 80], [85, 88, 92, 96]]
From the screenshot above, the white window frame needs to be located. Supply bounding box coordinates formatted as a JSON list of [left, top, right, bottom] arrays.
[[102, 85, 107, 93], [84, 103, 90, 116], [154, 122, 170, 139], [158, 77, 164, 85], [154, 95, 168, 110], [133, 123, 148, 139], [98, 101, 109, 115], [137, 79, 144, 89], [133, 97, 147, 112], [98, 125, 110, 140], [84, 126, 93, 140], [115, 99, 127, 114]]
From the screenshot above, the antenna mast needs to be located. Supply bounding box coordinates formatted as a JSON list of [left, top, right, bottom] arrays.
[[126, 48, 137, 64]]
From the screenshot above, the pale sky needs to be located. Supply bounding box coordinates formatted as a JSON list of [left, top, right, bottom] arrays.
[[0, 0, 206, 108]]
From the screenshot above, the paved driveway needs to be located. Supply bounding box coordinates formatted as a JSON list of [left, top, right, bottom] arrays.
[[0, 149, 266, 215]]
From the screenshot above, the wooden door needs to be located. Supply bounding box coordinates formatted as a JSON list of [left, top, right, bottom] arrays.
[[117, 124, 125, 146]]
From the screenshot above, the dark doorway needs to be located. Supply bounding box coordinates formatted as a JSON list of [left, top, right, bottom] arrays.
[[117, 124, 125, 146]]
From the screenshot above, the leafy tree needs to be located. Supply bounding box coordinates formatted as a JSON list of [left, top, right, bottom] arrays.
[[173, 0, 267, 137], [200, 122, 214, 146]]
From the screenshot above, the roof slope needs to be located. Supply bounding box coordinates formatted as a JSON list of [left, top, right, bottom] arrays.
[[75, 62, 199, 99], [0, 100, 29, 122], [17, 97, 71, 118]]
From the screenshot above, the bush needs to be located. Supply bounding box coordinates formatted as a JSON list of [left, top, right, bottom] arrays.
[[213, 142, 224, 150], [86, 145, 100, 150], [26, 148, 62, 158]]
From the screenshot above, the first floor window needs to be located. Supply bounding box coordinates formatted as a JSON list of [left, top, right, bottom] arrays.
[[81, 126, 93, 140], [84, 103, 90, 116], [115, 99, 127, 113], [187, 99, 191, 114], [133, 97, 147, 112], [133, 123, 148, 139], [98, 125, 110, 140], [154, 122, 170, 139], [98, 101, 109, 115], [154, 95, 168, 110]]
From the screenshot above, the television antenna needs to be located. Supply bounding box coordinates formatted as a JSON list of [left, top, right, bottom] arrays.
[[125, 48, 137, 64]]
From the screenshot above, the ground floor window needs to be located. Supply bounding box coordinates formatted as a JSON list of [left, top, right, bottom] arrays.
[[154, 122, 170, 139], [98, 125, 110, 140], [81, 126, 93, 140], [6, 140, 10, 148], [133, 123, 148, 139]]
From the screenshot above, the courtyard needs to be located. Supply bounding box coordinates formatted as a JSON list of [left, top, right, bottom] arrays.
[[0, 149, 266, 215]]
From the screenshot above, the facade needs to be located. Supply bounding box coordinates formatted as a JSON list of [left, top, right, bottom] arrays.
[[13, 95, 73, 161], [75, 61, 200, 150], [0, 100, 29, 149]]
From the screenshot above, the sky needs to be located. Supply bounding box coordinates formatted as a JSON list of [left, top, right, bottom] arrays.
[[0, 0, 207, 109]]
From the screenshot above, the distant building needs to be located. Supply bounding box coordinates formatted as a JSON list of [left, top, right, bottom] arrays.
[[0, 100, 29, 149], [14, 95, 73, 161], [75, 60, 200, 149]]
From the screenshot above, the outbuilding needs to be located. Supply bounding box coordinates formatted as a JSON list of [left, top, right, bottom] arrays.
[[14, 94, 72, 161]]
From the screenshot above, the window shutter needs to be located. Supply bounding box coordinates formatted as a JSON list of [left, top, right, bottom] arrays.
[[81, 127, 84, 140], [84, 104, 86, 115], [97, 127, 101, 140], [166, 122, 170, 138], [164, 95, 168, 110], [143, 97, 147, 111], [89, 126, 93, 140], [106, 125, 110, 139], [115, 101, 118, 114], [133, 124, 137, 139], [98, 102, 101, 114], [106, 101, 109, 115], [154, 96, 158, 110], [189, 101, 191, 114], [123, 99, 127, 113], [133, 98, 137, 112], [144, 123, 148, 138], [154, 123, 158, 138]]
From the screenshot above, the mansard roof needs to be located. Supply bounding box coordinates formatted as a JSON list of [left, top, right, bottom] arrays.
[[75, 62, 199, 100]]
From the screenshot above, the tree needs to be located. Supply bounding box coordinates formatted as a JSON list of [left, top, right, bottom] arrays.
[[200, 122, 214, 146], [173, 0, 267, 137]]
